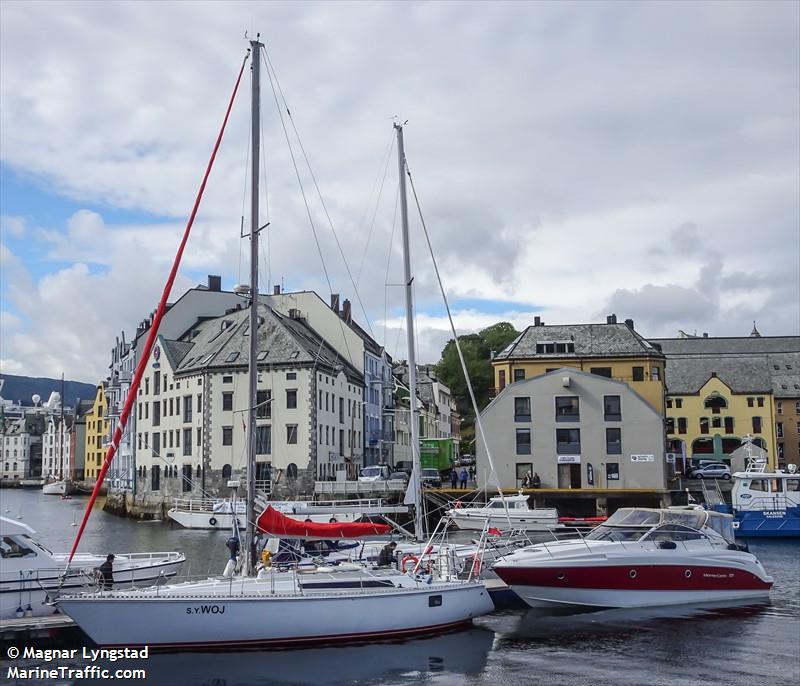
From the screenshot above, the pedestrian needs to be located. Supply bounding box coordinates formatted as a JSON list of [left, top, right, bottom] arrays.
[[459, 467, 468, 489], [450, 468, 458, 489], [532, 472, 541, 489], [378, 541, 398, 566], [469, 466, 476, 485], [98, 554, 114, 590]]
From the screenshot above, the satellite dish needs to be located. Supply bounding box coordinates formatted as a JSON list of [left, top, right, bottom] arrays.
[[31, 394, 41, 406]]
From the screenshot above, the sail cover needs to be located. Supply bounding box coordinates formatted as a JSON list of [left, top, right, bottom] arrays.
[[256, 506, 392, 539]]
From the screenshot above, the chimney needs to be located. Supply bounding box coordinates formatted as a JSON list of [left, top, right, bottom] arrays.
[[273, 285, 281, 295], [342, 299, 352, 324], [624, 318, 634, 330], [534, 316, 541, 327], [330, 294, 340, 314], [207, 275, 221, 291], [607, 314, 617, 324]]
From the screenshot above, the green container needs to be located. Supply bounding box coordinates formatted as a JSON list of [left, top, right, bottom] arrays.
[[419, 438, 455, 471]]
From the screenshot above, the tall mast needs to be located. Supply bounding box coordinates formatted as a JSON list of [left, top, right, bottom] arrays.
[[395, 123, 424, 539], [245, 38, 263, 576], [59, 373, 64, 480]]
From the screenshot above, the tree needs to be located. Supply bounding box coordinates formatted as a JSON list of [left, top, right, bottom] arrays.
[[435, 322, 521, 447]]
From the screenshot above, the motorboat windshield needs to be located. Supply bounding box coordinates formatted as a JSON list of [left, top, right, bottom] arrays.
[[583, 507, 736, 545]]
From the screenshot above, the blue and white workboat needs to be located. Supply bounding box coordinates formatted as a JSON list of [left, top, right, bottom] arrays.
[[724, 467, 800, 538]]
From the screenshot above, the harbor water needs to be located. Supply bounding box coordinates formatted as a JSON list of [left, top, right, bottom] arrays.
[[1, 488, 798, 686]]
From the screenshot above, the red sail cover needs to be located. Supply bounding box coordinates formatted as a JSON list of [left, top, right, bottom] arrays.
[[256, 506, 392, 539]]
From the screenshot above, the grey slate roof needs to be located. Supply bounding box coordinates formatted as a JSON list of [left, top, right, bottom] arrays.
[[495, 323, 664, 360], [651, 336, 800, 356], [665, 356, 773, 394], [172, 304, 362, 384], [161, 340, 194, 370], [767, 352, 800, 398]]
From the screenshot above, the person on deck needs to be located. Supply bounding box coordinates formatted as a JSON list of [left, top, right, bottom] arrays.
[[450, 469, 458, 489], [98, 554, 114, 590], [459, 467, 469, 489], [377, 541, 398, 567]]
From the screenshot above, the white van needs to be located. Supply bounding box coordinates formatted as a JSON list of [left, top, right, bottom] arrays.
[[358, 465, 391, 482]]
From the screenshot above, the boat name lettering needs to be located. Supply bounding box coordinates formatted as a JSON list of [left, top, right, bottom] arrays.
[[186, 604, 226, 615], [763, 511, 785, 518], [702, 573, 734, 579]]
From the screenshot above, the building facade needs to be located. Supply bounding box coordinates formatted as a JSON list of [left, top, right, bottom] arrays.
[[132, 302, 364, 507], [651, 334, 800, 470], [476, 368, 667, 490], [492, 316, 666, 414], [83, 385, 108, 482]]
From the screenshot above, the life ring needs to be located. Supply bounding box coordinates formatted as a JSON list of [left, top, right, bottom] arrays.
[[401, 554, 420, 573], [209, 517, 218, 526]]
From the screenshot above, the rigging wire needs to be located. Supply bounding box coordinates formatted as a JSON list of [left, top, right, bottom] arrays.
[[403, 155, 510, 520], [258, 45, 358, 377], [238, 93, 252, 287], [261, 47, 376, 339], [356, 131, 395, 290], [383, 185, 401, 348]]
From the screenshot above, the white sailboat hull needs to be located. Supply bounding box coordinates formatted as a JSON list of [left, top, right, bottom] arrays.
[[42, 481, 67, 495], [57, 580, 494, 648], [448, 510, 560, 532]]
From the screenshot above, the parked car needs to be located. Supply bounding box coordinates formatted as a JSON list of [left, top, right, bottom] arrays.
[[687, 463, 731, 480], [420, 468, 443, 488], [358, 465, 391, 482], [458, 454, 475, 466], [388, 471, 409, 485]]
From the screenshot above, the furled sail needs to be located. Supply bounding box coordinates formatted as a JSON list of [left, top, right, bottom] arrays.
[[256, 506, 392, 539]]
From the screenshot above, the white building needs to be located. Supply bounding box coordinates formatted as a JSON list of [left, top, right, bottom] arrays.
[[132, 302, 364, 506], [1, 419, 29, 481], [42, 415, 72, 480]]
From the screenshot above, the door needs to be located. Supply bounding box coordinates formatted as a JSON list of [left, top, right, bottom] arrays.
[[151, 464, 160, 491], [569, 463, 581, 488], [558, 464, 571, 489]]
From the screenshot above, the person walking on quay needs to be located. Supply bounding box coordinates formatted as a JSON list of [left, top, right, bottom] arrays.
[[450, 468, 458, 490], [469, 465, 476, 486], [98, 554, 114, 590], [459, 467, 469, 489]]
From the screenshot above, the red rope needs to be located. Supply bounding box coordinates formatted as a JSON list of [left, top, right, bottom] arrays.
[[67, 52, 250, 563]]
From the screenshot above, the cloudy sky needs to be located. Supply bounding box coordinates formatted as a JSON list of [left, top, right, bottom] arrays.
[[1, 1, 798, 382]]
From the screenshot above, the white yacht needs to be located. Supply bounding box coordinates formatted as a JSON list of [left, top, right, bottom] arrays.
[[0, 516, 185, 619], [493, 506, 773, 609], [447, 493, 560, 532]]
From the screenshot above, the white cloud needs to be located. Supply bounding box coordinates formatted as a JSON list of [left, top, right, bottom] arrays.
[[0, 1, 797, 379]]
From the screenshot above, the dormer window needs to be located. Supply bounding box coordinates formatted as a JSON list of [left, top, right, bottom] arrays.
[[535, 340, 574, 354]]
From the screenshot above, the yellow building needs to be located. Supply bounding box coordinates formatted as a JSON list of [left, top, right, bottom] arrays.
[[83, 384, 109, 481], [662, 374, 777, 469], [492, 316, 666, 413]]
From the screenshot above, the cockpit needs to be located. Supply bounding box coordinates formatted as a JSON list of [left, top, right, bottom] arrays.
[[584, 508, 735, 545]]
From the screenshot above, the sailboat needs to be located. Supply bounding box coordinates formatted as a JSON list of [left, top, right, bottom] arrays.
[[56, 38, 494, 649]]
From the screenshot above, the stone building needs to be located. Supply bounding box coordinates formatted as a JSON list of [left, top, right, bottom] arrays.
[[132, 302, 363, 509]]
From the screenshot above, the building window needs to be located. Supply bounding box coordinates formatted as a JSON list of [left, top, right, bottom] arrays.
[[286, 389, 297, 410], [555, 396, 579, 421], [222, 426, 233, 446], [777, 423, 784, 438], [151, 465, 160, 491], [515, 428, 531, 455], [724, 417, 734, 433], [339, 398, 345, 423], [286, 463, 298, 480], [757, 397, 764, 407], [675, 399, 683, 409], [590, 367, 612, 378], [606, 463, 620, 481], [197, 394, 202, 413], [222, 392, 233, 411], [752, 416, 762, 433], [153, 373, 160, 396], [604, 395, 621, 421], [196, 427, 201, 446], [152, 432, 160, 456], [777, 402, 782, 415], [677, 417, 687, 435], [256, 426, 271, 455], [606, 428, 622, 454], [704, 395, 727, 414], [514, 397, 531, 422], [183, 396, 192, 422], [666, 398, 673, 409], [498, 370, 506, 391], [153, 401, 161, 427], [286, 372, 296, 380], [556, 428, 581, 455], [513, 369, 525, 383], [169, 398, 174, 416], [287, 424, 298, 444], [699, 418, 709, 434], [632, 367, 644, 382], [747, 397, 754, 407], [257, 390, 272, 419], [666, 417, 675, 434], [222, 464, 232, 479], [651, 366, 661, 381], [183, 429, 192, 456]]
